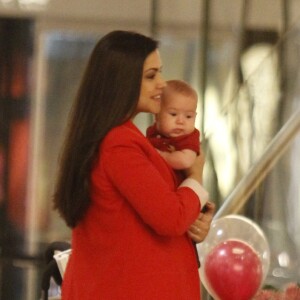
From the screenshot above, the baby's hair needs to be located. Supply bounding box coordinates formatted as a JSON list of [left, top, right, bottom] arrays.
[[164, 79, 198, 100]]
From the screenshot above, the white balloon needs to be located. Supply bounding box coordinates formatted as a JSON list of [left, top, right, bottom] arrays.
[[197, 215, 270, 300]]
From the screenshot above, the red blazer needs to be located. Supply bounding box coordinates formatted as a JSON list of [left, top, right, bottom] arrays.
[[62, 120, 203, 300]]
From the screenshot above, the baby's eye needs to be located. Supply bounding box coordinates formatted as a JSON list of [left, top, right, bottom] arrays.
[[186, 113, 196, 119], [169, 112, 177, 117]]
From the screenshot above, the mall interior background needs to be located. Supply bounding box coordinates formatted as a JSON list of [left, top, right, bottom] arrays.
[[0, 0, 300, 299]]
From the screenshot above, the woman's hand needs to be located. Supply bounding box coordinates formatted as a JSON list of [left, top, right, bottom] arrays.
[[188, 201, 216, 243], [183, 148, 205, 184]]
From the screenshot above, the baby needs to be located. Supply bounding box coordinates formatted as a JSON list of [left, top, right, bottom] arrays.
[[147, 79, 200, 170], [147, 79, 202, 268]]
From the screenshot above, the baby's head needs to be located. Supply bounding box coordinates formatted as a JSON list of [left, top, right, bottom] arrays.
[[156, 80, 198, 138]]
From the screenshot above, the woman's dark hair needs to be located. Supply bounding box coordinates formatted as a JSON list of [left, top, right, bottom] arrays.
[[53, 30, 158, 228]]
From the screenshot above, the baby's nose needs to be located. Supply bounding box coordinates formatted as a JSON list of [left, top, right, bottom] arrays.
[[176, 115, 184, 123]]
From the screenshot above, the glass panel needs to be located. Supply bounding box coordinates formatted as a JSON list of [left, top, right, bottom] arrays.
[[31, 32, 100, 244]]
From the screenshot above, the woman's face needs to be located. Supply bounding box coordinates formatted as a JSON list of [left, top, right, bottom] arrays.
[[136, 50, 166, 115]]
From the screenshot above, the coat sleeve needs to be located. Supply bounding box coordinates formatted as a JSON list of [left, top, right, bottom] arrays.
[[100, 138, 202, 237]]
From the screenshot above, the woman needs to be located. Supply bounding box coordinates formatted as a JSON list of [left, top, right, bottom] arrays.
[[53, 30, 215, 300]]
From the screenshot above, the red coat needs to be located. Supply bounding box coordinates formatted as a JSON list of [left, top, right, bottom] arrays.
[[62, 120, 204, 300]]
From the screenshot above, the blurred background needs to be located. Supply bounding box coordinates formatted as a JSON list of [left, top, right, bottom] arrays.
[[0, 0, 299, 299]]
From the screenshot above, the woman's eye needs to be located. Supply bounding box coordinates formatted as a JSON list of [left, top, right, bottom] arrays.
[[146, 72, 156, 79]]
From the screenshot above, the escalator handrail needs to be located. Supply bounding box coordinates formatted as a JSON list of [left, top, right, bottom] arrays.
[[214, 107, 300, 219]]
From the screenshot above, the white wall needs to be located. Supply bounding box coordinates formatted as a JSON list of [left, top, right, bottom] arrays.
[[1, 0, 300, 31]]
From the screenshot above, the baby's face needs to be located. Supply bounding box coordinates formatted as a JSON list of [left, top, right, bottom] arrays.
[[156, 91, 197, 138]]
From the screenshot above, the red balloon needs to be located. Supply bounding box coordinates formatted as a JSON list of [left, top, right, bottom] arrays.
[[204, 239, 262, 300]]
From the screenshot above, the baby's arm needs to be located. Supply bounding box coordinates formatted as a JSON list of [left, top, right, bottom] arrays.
[[158, 149, 197, 170]]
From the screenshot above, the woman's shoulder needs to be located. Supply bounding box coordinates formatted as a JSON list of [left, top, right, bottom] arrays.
[[103, 120, 146, 148]]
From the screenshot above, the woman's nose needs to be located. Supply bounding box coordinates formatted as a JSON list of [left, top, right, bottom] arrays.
[[157, 73, 166, 88]]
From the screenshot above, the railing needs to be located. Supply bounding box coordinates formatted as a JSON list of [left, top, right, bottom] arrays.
[[214, 106, 300, 219]]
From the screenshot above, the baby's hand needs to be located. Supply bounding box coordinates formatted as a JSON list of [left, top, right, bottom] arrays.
[[167, 145, 176, 152], [183, 148, 205, 183]]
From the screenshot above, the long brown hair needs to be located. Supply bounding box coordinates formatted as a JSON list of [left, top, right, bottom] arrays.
[[53, 31, 158, 228]]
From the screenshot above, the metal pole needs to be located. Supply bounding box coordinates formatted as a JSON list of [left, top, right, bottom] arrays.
[[236, 0, 250, 84], [199, 4, 215, 299], [277, 0, 289, 125], [150, 0, 159, 38], [199, 0, 210, 137]]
